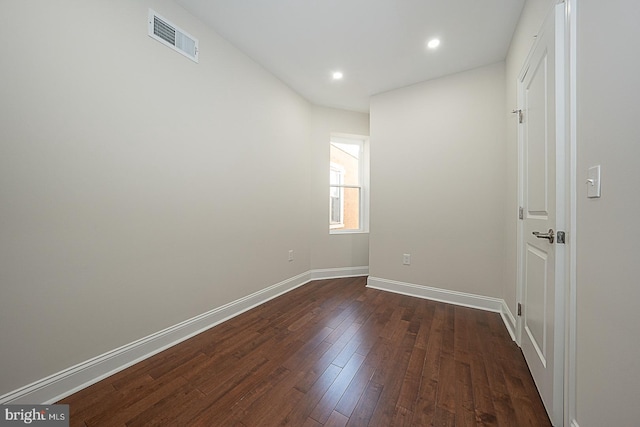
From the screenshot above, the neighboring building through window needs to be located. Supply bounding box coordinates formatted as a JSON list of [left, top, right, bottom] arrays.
[[329, 135, 368, 233]]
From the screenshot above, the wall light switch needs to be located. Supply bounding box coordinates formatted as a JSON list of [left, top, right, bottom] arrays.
[[403, 254, 411, 265], [587, 165, 601, 198]]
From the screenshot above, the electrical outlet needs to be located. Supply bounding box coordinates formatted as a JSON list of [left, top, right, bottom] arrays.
[[403, 253, 411, 265], [288, 250, 294, 262]]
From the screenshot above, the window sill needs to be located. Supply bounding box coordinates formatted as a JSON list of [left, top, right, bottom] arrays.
[[329, 230, 369, 235]]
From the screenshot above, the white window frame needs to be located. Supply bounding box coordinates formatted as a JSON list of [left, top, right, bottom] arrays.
[[329, 134, 369, 234]]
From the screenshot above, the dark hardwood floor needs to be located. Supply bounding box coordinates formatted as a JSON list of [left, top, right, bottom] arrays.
[[59, 277, 551, 426]]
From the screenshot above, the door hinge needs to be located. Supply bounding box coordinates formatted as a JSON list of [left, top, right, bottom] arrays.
[[519, 207, 524, 220], [511, 109, 523, 123], [517, 303, 522, 316], [557, 231, 566, 244]]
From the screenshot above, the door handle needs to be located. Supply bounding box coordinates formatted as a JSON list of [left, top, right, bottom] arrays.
[[532, 229, 554, 244]]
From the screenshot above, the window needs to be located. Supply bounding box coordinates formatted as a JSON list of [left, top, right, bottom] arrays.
[[329, 135, 368, 233]]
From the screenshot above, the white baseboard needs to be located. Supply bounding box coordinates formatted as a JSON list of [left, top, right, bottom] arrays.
[[366, 276, 504, 312], [0, 270, 317, 405], [367, 276, 515, 340], [310, 266, 368, 280], [500, 300, 517, 342]]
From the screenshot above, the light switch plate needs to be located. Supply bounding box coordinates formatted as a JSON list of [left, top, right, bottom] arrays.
[[587, 165, 601, 198], [403, 254, 411, 265]]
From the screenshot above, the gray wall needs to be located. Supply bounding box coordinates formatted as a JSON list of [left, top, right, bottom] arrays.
[[369, 63, 507, 298], [575, 0, 640, 424]]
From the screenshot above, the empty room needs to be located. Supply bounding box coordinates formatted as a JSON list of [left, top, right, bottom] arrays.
[[1, 0, 638, 426]]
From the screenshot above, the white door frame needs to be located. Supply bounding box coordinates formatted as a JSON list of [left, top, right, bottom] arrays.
[[564, 0, 578, 425], [516, 3, 569, 426]]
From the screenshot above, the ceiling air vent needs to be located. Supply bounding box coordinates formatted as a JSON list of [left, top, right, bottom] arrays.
[[148, 9, 199, 63]]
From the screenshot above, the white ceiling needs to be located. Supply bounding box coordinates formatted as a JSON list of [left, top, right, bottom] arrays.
[[175, 0, 525, 112]]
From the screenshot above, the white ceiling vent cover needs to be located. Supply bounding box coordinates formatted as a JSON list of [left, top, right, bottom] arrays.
[[148, 9, 198, 63]]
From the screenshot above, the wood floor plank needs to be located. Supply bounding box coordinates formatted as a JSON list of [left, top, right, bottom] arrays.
[[389, 405, 413, 427], [292, 311, 368, 396], [411, 304, 445, 426], [324, 410, 350, 427], [61, 380, 116, 422], [236, 378, 305, 426], [186, 365, 291, 426], [192, 350, 270, 396], [281, 326, 334, 371], [281, 363, 343, 426], [395, 345, 426, 413], [86, 376, 189, 426], [292, 341, 335, 394], [368, 328, 418, 427], [333, 338, 391, 417], [345, 381, 384, 427], [433, 406, 456, 427], [124, 387, 205, 427], [442, 304, 456, 356], [477, 312, 528, 427], [454, 360, 476, 426], [408, 298, 435, 350], [301, 418, 323, 427], [58, 277, 551, 427], [435, 354, 456, 415], [308, 353, 366, 424], [468, 310, 499, 426]]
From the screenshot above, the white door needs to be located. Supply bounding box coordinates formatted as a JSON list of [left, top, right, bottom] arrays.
[[518, 4, 564, 426]]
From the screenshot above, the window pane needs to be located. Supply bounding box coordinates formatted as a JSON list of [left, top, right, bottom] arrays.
[[330, 168, 342, 186], [330, 142, 360, 186], [329, 186, 360, 230], [330, 195, 341, 225], [329, 185, 343, 226]]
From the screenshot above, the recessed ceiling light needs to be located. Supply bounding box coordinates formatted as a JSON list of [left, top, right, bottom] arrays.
[[332, 71, 343, 80], [427, 38, 441, 49]]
